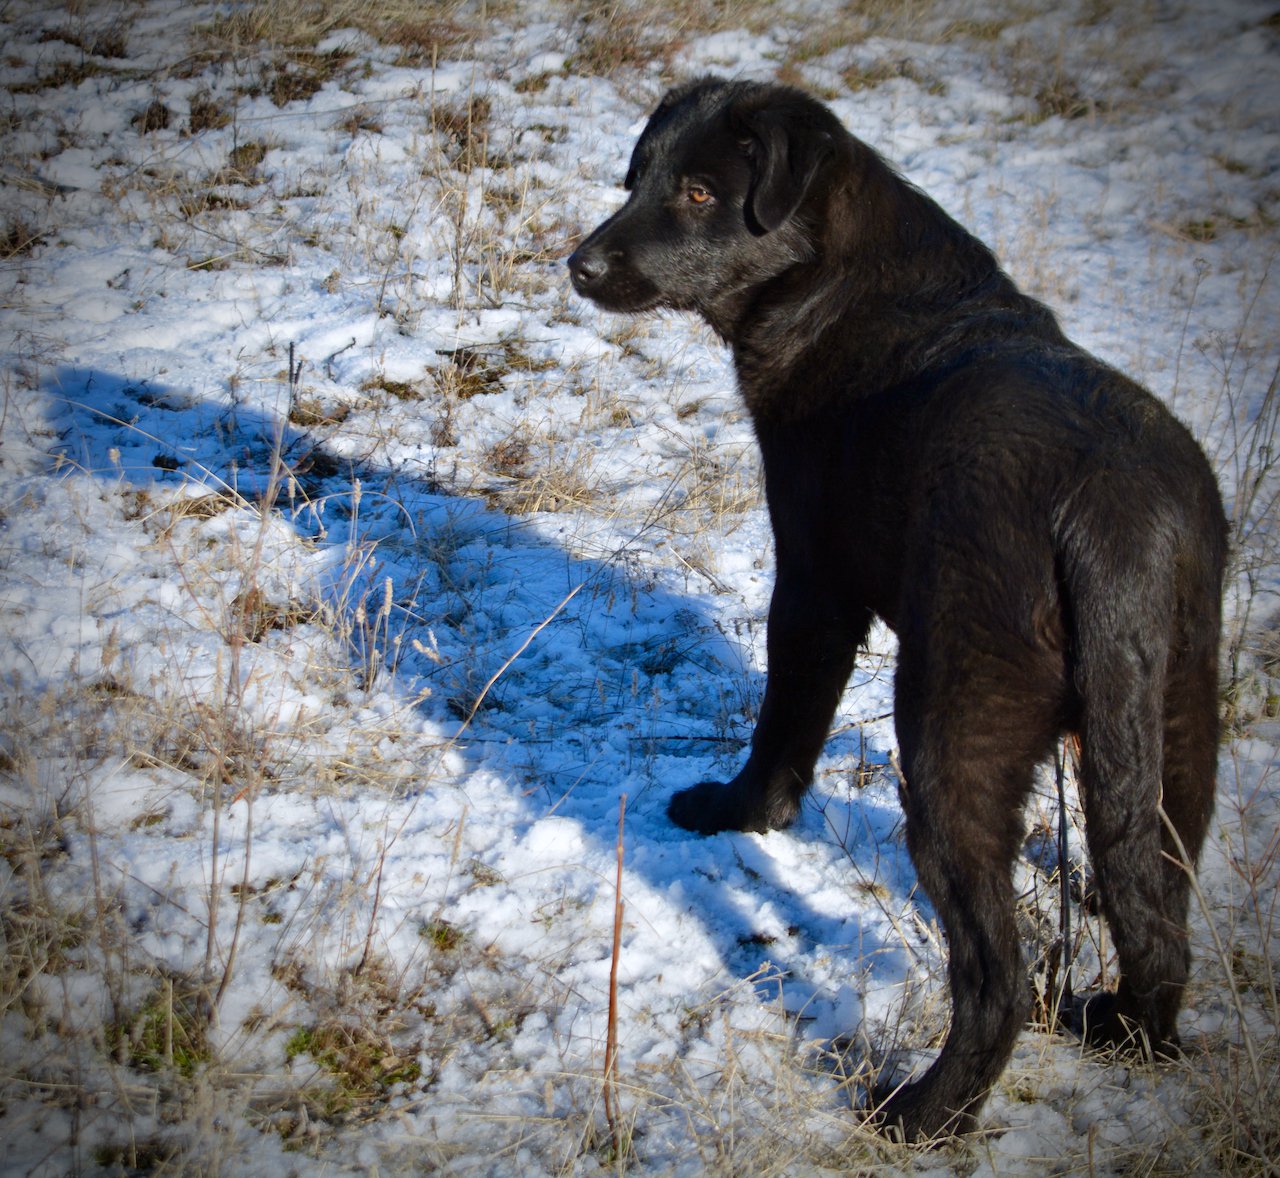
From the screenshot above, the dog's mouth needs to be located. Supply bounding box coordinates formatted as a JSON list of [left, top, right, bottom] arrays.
[[570, 272, 664, 315], [581, 289, 663, 315], [567, 246, 665, 314]]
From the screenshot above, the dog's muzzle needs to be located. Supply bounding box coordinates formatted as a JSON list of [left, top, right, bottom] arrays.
[[567, 217, 662, 313]]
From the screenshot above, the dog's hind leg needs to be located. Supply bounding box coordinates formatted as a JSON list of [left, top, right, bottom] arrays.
[[875, 643, 1053, 1141], [1156, 637, 1219, 908]]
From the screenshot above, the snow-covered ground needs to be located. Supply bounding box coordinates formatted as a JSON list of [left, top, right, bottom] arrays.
[[1, 1, 1277, 1173]]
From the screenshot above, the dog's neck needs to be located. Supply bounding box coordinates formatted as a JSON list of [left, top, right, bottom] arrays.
[[724, 145, 1059, 420]]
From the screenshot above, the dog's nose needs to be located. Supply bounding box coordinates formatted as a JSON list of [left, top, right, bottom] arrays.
[[568, 248, 608, 290]]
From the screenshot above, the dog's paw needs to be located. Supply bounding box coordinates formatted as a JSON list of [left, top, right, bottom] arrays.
[[871, 1082, 974, 1146], [666, 780, 770, 835], [1068, 993, 1181, 1060], [668, 781, 746, 834]]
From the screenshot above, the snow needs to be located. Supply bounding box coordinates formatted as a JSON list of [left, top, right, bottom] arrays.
[[1, 0, 1277, 1174]]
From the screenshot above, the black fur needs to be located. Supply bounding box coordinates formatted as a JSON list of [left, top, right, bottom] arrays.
[[568, 78, 1226, 1143]]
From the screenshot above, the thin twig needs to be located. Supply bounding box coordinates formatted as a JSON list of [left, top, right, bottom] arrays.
[[1157, 801, 1264, 1095], [460, 582, 584, 729], [604, 793, 627, 1158], [1055, 736, 1075, 1022]]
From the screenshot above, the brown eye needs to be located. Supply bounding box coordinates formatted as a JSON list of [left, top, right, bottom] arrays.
[[687, 185, 713, 205]]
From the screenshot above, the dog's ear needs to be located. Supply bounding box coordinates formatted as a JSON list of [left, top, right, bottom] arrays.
[[735, 105, 832, 233]]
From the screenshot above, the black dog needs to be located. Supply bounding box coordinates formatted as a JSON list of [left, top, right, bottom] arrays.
[[568, 78, 1226, 1143]]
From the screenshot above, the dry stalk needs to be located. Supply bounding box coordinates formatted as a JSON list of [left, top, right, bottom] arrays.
[[1157, 801, 1265, 1098], [209, 418, 295, 1012], [458, 582, 584, 729], [604, 792, 627, 1160]]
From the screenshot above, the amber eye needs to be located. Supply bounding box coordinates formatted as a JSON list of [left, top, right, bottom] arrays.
[[687, 185, 713, 205]]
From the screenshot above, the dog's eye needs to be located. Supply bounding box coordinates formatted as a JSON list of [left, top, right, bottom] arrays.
[[687, 185, 714, 205]]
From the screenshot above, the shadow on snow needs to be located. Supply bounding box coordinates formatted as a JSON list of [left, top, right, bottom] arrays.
[[48, 361, 914, 1076]]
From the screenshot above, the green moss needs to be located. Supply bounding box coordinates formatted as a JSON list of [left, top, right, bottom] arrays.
[[420, 918, 466, 951], [105, 981, 211, 1076], [285, 1021, 422, 1115]]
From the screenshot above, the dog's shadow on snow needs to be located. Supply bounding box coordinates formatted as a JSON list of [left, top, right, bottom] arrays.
[[51, 363, 913, 1069]]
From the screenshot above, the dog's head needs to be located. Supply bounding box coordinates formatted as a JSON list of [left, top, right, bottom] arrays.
[[567, 78, 840, 335]]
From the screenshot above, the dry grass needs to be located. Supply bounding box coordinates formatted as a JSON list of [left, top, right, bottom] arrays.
[[0, 422, 553, 1163], [1, 218, 44, 260]]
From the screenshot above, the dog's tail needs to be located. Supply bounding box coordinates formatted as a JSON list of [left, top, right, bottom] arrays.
[[1056, 461, 1223, 1045]]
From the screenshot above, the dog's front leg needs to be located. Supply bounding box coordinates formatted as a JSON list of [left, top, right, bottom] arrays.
[[668, 570, 867, 834]]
